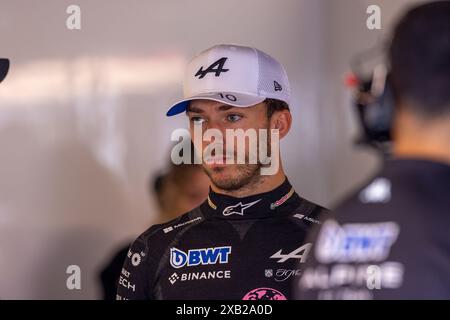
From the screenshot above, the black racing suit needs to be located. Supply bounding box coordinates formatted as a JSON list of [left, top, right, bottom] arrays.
[[117, 179, 327, 300], [295, 159, 450, 300]]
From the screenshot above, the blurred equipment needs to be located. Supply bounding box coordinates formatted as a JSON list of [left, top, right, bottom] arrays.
[[346, 45, 394, 155], [0, 58, 9, 83]]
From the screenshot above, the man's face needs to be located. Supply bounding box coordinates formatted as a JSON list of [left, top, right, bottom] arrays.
[[177, 169, 210, 210], [187, 99, 271, 191], [161, 168, 210, 221]]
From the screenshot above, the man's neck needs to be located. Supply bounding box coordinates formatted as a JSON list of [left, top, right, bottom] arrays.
[[211, 169, 287, 198], [393, 109, 450, 165]]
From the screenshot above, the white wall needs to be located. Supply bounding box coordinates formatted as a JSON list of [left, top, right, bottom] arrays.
[[0, 0, 427, 299]]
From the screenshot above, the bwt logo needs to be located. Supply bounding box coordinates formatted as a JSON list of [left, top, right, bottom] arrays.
[[315, 220, 400, 264], [170, 246, 232, 268]]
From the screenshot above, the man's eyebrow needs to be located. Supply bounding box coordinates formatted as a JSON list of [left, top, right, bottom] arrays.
[[218, 105, 234, 111], [186, 104, 235, 114], [186, 105, 204, 114]]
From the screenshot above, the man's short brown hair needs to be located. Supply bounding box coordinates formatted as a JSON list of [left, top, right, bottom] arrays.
[[265, 98, 290, 118]]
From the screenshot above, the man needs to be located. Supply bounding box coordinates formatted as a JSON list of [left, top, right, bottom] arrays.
[[0, 58, 9, 83], [296, 1, 450, 300], [117, 44, 328, 300]]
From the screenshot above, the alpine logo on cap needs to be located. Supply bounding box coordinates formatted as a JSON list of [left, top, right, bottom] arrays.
[[195, 57, 229, 79], [222, 199, 261, 216]]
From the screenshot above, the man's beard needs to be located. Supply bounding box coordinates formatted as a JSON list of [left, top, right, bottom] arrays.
[[203, 162, 262, 191], [202, 135, 271, 191]]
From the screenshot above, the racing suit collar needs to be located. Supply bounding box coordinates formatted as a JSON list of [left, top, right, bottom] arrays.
[[203, 178, 300, 219]]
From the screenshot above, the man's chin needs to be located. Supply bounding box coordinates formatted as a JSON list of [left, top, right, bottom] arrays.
[[203, 166, 236, 190], [203, 164, 261, 191]]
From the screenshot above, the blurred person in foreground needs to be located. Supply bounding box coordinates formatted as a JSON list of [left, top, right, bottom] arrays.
[[99, 161, 209, 300], [296, 1, 450, 300], [117, 44, 329, 300]]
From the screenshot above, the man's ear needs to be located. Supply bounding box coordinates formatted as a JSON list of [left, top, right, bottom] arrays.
[[270, 109, 292, 139]]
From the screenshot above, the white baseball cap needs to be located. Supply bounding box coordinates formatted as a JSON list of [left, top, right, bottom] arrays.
[[166, 44, 291, 116]]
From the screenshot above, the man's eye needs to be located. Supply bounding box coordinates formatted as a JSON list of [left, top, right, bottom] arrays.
[[227, 114, 242, 122], [190, 117, 206, 125]]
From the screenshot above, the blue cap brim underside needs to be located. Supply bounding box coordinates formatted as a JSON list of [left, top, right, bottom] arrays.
[[166, 101, 189, 117]]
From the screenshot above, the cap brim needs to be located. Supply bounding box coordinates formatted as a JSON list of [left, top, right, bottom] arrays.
[[166, 92, 266, 116], [0, 58, 9, 83]]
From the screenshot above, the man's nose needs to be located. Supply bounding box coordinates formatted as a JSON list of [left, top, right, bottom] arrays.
[[204, 120, 228, 139], [204, 120, 228, 151], [205, 118, 225, 133]]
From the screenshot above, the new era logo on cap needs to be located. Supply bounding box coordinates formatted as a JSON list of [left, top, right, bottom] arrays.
[[274, 80, 282, 92], [167, 44, 290, 116]]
